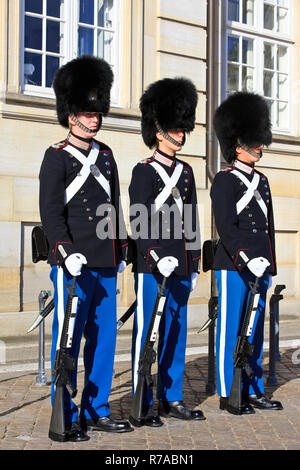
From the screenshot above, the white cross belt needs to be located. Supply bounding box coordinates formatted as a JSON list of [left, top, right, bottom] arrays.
[[150, 161, 184, 216], [62, 142, 111, 205], [231, 169, 268, 220]]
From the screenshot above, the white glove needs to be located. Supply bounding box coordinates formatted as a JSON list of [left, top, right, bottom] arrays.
[[191, 272, 198, 291], [247, 257, 270, 278], [157, 256, 179, 278], [117, 260, 127, 273], [65, 253, 87, 276]]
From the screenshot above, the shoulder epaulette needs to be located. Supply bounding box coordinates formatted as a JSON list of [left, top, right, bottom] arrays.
[[93, 138, 110, 151], [221, 166, 234, 173], [139, 156, 155, 165], [176, 157, 191, 168], [255, 168, 268, 180], [51, 140, 68, 150]]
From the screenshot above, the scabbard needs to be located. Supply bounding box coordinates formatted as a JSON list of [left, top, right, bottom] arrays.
[[117, 300, 136, 330]]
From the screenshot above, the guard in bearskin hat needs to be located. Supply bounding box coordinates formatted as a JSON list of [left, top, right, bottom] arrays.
[[39, 55, 132, 441], [128, 77, 205, 427], [211, 91, 283, 414]]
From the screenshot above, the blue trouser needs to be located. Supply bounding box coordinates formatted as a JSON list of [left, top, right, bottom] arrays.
[[50, 265, 117, 424], [131, 272, 191, 408], [215, 269, 269, 397]]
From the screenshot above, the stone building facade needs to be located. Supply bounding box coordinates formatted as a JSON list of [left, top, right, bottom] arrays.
[[0, 0, 299, 333]]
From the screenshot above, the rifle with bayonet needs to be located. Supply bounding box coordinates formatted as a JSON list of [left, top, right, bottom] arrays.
[[227, 276, 260, 415], [28, 297, 136, 333], [48, 276, 78, 442], [129, 276, 167, 427]]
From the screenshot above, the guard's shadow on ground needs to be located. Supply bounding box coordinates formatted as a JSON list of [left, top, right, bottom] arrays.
[[108, 347, 300, 419], [0, 348, 298, 420]]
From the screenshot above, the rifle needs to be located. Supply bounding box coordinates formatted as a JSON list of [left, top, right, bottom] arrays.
[[227, 276, 260, 415], [129, 276, 167, 427], [48, 276, 78, 442]]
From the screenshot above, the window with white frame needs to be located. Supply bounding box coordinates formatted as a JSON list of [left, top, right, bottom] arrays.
[[21, 0, 121, 104], [225, 0, 292, 133]]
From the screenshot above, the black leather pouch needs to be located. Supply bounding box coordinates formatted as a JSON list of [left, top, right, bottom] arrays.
[[32, 226, 49, 263], [202, 238, 219, 272]]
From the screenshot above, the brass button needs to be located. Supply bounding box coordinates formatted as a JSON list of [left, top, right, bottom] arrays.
[[88, 216, 93, 221]]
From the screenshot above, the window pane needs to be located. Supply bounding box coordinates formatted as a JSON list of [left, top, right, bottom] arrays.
[[24, 52, 42, 86], [264, 71, 275, 97], [242, 66, 254, 91], [97, 0, 114, 27], [227, 64, 239, 91], [264, 4, 275, 30], [278, 73, 288, 100], [25, 16, 42, 50], [228, 0, 239, 22], [278, 7, 288, 33], [242, 0, 254, 26], [242, 38, 253, 65], [78, 26, 94, 55], [25, 0, 42, 14], [80, 0, 95, 25], [277, 101, 288, 127], [97, 30, 113, 62], [46, 56, 59, 87], [264, 43, 274, 70], [46, 20, 60, 53], [277, 46, 288, 72], [228, 36, 239, 62], [278, 0, 289, 8], [47, 0, 63, 18], [97, 0, 105, 27]]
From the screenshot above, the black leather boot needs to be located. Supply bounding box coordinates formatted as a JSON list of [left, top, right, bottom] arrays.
[[219, 397, 255, 415], [247, 394, 283, 410], [158, 400, 205, 420]]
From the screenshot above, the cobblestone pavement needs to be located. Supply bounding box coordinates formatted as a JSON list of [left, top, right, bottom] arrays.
[[0, 346, 299, 454]]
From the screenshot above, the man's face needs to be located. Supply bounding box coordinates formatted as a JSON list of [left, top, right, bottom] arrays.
[[69, 112, 101, 138], [236, 144, 262, 164], [156, 128, 185, 156]]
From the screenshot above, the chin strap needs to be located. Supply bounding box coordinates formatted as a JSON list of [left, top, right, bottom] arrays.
[[237, 139, 263, 159], [70, 113, 102, 134], [154, 119, 185, 148]]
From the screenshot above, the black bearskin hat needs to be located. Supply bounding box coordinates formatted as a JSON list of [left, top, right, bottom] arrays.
[[140, 77, 198, 148], [213, 92, 272, 163], [53, 55, 113, 128]]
